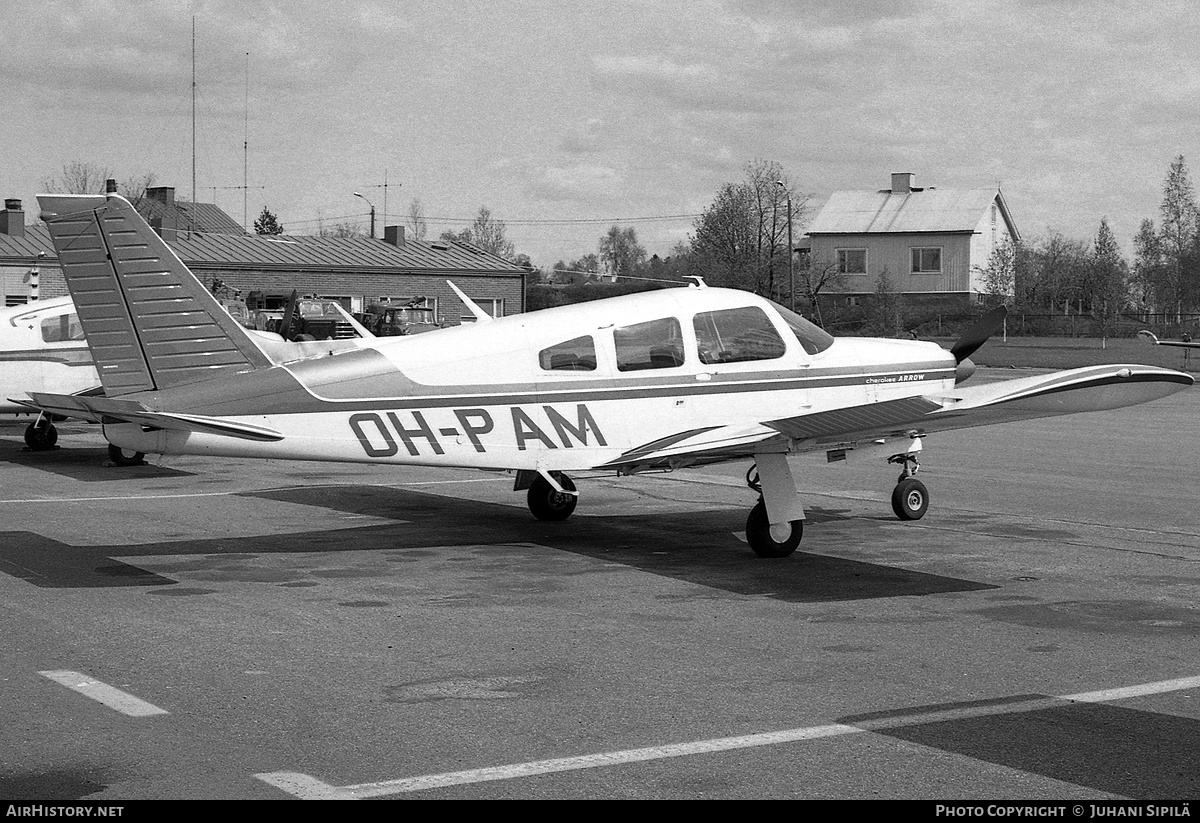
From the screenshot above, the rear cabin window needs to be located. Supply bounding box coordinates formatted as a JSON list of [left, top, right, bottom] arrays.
[[40, 313, 84, 343], [614, 317, 684, 371], [693, 306, 787, 364], [539, 335, 597, 371]]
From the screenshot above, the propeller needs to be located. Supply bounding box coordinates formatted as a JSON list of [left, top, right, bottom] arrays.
[[950, 305, 1007, 384]]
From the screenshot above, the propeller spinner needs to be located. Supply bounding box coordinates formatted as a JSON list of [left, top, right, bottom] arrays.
[[950, 305, 1007, 384]]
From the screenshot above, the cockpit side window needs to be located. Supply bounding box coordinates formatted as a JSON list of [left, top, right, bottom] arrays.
[[774, 304, 835, 355], [693, 306, 787, 364], [614, 317, 684, 371], [40, 313, 85, 343], [539, 335, 597, 371]]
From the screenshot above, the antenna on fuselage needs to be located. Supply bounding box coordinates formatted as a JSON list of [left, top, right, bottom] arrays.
[[683, 276, 707, 288]]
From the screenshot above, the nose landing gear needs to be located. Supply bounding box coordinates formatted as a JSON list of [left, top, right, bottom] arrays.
[[888, 450, 928, 521]]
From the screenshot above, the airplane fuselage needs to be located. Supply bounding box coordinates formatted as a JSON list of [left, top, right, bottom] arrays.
[[101, 287, 958, 471], [0, 296, 98, 416]]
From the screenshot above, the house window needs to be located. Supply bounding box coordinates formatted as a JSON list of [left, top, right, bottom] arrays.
[[911, 247, 942, 274], [459, 298, 504, 322], [845, 296, 861, 307], [837, 248, 867, 275]]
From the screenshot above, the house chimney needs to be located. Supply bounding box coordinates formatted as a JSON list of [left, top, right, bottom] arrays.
[[891, 172, 914, 194], [105, 178, 118, 194], [146, 186, 176, 209], [0, 198, 24, 237], [384, 225, 406, 247]]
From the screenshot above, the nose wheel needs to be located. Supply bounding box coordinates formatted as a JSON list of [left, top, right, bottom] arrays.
[[888, 451, 928, 520]]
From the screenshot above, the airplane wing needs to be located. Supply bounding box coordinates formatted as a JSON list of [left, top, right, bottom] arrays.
[[1137, 330, 1200, 349], [600, 364, 1192, 472], [19, 392, 284, 442]]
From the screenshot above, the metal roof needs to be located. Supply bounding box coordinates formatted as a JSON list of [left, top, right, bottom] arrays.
[[806, 187, 1019, 240], [0, 224, 524, 274]]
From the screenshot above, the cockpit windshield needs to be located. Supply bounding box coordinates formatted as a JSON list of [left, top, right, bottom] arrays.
[[771, 303, 835, 355]]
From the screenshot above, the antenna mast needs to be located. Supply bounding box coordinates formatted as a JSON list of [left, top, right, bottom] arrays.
[[244, 52, 249, 230], [191, 16, 196, 233]]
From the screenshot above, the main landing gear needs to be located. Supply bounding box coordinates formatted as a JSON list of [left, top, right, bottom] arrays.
[[525, 472, 578, 522], [23, 416, 58, 451], [744, 454, 806, 558]]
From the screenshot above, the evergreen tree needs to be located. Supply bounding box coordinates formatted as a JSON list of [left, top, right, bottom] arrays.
[[254, 206, 284, 235]]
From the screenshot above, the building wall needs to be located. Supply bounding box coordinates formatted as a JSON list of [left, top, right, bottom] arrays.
[[968, 204, 1014, 294], [810, 232, 975, 295]]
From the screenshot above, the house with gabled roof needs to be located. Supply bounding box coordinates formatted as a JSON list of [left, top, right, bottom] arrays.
[[805, 172, 1020, 309]]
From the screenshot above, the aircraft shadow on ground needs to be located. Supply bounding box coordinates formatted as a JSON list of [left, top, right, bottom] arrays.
[[0, 442, 195, 481], [841, 696, 1200, 798], [0, 485, 996, 602]]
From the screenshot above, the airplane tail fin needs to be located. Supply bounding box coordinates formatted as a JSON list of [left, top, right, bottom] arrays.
[[36, 193, 273, 397]]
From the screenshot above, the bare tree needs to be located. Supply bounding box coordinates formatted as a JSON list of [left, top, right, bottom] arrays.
[[598, 225, 647, 279], [468, 206, 514, 259], [406, 198, 428, 242], [691, 160, 811, 299], [41, 161, 114, 194]]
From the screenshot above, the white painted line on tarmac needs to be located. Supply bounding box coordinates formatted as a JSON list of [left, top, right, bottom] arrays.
[[255, 673, 1200, 799], [39, 670, 169, 717]]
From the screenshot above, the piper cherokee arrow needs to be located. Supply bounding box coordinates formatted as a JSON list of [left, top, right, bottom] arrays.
[[19, 193, 1193, 558]]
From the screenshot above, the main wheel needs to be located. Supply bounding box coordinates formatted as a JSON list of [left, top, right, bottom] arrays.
[[24, 421, 58, 450], [527, 474, 578, 521], [891, 477, 929, 520], [108, 443, 146, 466], [745, 499, 803, 558]]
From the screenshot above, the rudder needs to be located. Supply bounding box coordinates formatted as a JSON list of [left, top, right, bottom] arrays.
[[37, 193, 272, 396]]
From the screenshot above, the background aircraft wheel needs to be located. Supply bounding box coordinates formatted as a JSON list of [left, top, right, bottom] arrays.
[[108, 443, 146, 466], [891, 477, 929, 520], [745, 499, 803, 558], [24, 421, 58, 450], [527, 474, 577, 521]]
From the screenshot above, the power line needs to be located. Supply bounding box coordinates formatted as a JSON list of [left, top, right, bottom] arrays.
[[282, 211, 702, 228]]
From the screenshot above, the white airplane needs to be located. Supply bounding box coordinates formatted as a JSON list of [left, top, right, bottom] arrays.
[[20, 193, 1194, 557], [0, 295, 100, 449]]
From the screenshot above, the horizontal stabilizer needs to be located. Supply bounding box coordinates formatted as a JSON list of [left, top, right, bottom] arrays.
[[24, 392, 283, 442]]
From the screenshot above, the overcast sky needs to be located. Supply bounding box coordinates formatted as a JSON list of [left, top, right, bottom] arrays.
[[2, 0, 1197, 267]]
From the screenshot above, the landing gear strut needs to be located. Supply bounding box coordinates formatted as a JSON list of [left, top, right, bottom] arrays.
[[888, 450, 928, 521], [744, 457, 805, 558], [23, 417, 58, 451]]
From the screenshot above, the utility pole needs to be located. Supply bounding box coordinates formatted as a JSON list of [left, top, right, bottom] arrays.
[[777, 180, 794, 312]]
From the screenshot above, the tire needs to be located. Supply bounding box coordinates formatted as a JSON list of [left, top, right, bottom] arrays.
[[891, 477, 929, 520], [24, 421, 58, 450], [745, 498, 803, 558], [108, 443, 146, 466], [527, 474, 578, 521]]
